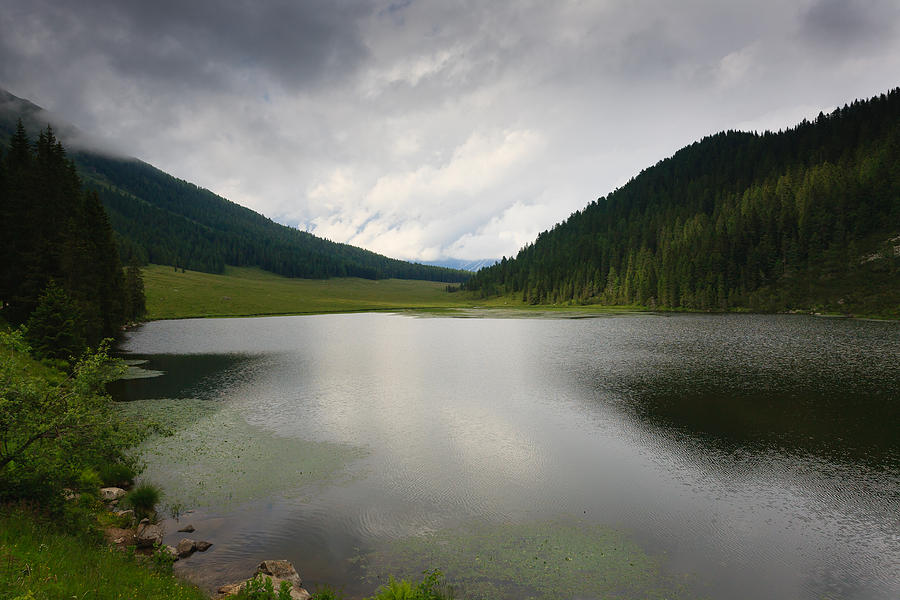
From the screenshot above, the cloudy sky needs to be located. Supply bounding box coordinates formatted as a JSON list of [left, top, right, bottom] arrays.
[[2, 1, 899, 262]]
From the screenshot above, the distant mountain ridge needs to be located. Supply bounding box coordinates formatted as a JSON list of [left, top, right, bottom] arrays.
[[0, 88, 468, 283], [465, 88, 900, 315], [423, 257, 499, 272]]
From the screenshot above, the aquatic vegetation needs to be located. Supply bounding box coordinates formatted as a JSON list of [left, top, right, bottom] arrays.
[[119, 359, 166, 380], [362, 521, 693, 600], [116, 398, 367, 507]]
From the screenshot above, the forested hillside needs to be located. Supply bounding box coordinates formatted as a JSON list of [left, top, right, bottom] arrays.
[[0, 89, 467, 283], [466, 89, 900, 315]]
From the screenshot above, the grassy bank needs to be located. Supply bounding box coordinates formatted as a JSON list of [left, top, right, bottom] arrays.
[[143, 265, 473, 319], [0, 507, 208, 600]]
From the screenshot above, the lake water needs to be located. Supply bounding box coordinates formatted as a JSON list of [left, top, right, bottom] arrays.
[[111, 312, 900, 600]]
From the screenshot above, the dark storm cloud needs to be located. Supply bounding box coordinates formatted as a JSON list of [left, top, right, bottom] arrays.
[[2, 1, 900, 262], [801, 0, 899, 49], [0, 0, 371, 93]]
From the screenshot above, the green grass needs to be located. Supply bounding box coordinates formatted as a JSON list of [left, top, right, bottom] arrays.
[[0, 506, 208, 600], [143, 265, 473, 320], [142, 264, 653, 320]]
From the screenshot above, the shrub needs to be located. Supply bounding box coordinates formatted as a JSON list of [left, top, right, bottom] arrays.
[[77, 468, 103, 495], [123, 483, 161, 519], [98, 462, 137, 487]]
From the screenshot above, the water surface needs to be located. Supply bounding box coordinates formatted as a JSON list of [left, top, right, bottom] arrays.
[[112, 313, 900, 599]]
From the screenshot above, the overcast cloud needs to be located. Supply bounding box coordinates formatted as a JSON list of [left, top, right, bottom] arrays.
[[2, 0, 899, 261]]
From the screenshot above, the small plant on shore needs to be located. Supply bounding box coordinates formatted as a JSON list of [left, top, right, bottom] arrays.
[[123, 483, 161, 520], [368, 570, 453, 600], [310, 584, 344, 600], [234, 574, 293, 600], [151, 542, 176, 574]]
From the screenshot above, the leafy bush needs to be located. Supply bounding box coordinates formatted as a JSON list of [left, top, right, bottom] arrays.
[[77, 468, 103, 495], [0, 331, 143, 508], [123, 483, 161, 520]]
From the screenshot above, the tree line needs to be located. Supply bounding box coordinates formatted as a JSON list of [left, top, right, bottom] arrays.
[[0, 121, 145, 358], [465, 88, 900, 315]]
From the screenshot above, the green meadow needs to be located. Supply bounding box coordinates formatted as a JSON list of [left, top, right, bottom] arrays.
[[142, 264, 473, 319], [142, 264, 651, 320]]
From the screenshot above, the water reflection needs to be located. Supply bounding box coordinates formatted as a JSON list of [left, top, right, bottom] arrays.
[[114, 313, 900, 600]]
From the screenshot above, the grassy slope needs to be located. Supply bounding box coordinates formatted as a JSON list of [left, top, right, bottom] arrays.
[[142, 264, 651, 320], [143, 265, 475, 320], [0, 507, 208, 600]]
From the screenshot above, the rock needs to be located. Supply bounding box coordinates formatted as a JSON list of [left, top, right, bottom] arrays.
[[139, 518, 150, 526], [195, 540, 213, 552], [218, 583, 244, 595], [177, 524, 195, 533], [100, 487, 127, 501], [218, 560, 309, 599], [256, 560, 301, 587], [113, 509, 134, 520], [176, 538, 196, 557], [103, 526, 135, 548], [135, 523, 163, 548], [163, 545, 180, 561]]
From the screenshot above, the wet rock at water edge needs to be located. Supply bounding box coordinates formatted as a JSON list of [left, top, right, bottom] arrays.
[[176, 538, 196, 557], [135, 523, 163, 548], [177, 524, 195, 533]]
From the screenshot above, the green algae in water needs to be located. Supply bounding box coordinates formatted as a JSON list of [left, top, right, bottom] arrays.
[[362, 520, 696, 600], [117, 398, 366, 507], [118, 359, 166, 380]]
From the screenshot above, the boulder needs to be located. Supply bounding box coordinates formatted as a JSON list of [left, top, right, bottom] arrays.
[[257, 560, 301, 586], [176, 538, 196, 558], [135, 523, 163, 548], [195, 540, 213, 552], [100, 487, 127, 501], [177, 524, 195, 533], [217, 560, 310, 600]]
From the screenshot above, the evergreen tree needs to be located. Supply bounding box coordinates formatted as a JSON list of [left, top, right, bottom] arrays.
[[24, 281, 86, 360]]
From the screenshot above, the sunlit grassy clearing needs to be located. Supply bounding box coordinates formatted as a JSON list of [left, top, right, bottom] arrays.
[[142, 264, 472, 319], [142, 264, 650, 320]]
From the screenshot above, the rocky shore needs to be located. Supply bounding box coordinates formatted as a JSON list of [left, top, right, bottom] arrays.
[[98, 486, 309, 598]]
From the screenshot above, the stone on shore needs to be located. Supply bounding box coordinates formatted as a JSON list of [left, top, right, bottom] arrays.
[[176, 538, 197, 557], [177, 524, 195, 533], [195, 540, 213, 552], [100, 487, 127, 501], [217, 560, 310, 600], [135, 522, 163, 548]]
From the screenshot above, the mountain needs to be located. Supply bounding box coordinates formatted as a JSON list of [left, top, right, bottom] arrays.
[[465, 88, 900, 315], [422, 258, 499, 272], [0, 89, 468, 283]]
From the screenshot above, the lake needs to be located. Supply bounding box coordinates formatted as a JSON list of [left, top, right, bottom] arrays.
[[111, 312, 900, 599]]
